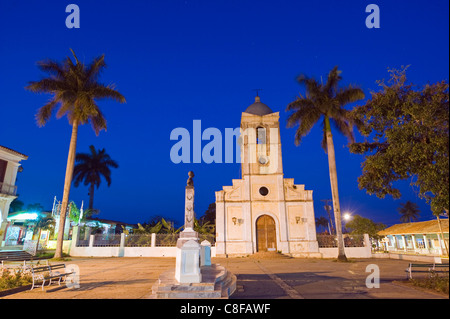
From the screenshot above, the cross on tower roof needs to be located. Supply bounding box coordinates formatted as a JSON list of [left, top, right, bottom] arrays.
[[253, 89, 263, 97]]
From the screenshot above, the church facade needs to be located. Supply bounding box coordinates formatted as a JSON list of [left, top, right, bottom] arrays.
[[215, 96, 321, 257]]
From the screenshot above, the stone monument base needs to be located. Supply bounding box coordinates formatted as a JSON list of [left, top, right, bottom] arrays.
[[149, 264, 236, 299], [176, 228, 199, 248]]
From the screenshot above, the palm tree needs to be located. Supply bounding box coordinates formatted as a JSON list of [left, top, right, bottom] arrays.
[[286, 66, 365, 261], [26, 49, 126, 258], [73, 145, 119, 210], [398, 201, 420, 223], [315, 216, 330, 234]]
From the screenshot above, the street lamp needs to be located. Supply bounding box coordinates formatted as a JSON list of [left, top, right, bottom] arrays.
[[343, 213, 352, 221]]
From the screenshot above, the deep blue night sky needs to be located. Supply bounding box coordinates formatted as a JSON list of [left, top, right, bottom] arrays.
[[1, 0, 448, 227]]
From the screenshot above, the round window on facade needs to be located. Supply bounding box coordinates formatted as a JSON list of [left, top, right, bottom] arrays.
[[259, 186, 269, 196]]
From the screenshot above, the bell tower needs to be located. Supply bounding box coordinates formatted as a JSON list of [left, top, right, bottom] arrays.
[[240, 95, 283, 176]]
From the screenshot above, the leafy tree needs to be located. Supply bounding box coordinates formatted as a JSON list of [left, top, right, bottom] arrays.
[[286, 66, 365, 261], [398, 201, 421, 223], [9, 199, 24, 213], [350, 67, 449, 215], [144, 215, 177, 228], [161, 218, 182, 234], [26, 49, 126, 258], [73, 145, 119, 210], [133, 221, 162, 234], [67, 201, 98, 224], [68, 201, 80, 223], [194, 218, 215, 235], [345, 214, 386, 240], [200, 203, 216, 225]]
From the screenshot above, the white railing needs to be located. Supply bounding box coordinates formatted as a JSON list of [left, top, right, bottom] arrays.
[[0, 181, 17, 196]]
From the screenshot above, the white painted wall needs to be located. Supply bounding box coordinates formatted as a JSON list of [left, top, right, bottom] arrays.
[[69, 244, 217, 258]]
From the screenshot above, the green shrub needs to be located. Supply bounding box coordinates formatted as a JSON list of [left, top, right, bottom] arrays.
[[0, 269, 32, 291], [410, 272, 449, 295]]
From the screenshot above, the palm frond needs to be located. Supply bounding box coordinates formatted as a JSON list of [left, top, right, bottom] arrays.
[[335, 86, 365, 106], [90, 84, 126, 103], [324, 66, 342, 95], [35, 99, 58, 127], [90, 108, 107, 136], [85, 54, 106, 80], [331, 117, 355, 143]]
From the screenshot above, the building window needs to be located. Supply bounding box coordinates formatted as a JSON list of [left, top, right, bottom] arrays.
[[0, 159, 7, 183], [257, 127, 266, 144], [259, 186, 269, 196]]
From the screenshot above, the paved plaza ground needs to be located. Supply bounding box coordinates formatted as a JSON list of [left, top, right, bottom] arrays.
[[1, 256, 448, 299]]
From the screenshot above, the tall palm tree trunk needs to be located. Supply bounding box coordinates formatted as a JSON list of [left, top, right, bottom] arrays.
[[89, 183, 95, 210], [325, 118, 347, 262], [54, 119, 79, 258]]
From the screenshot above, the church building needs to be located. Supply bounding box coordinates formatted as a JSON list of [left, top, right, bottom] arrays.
[[215, 96, 321, 257]]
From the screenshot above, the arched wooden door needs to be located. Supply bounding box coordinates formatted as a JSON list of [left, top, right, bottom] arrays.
[[256, 215, 277, 252]]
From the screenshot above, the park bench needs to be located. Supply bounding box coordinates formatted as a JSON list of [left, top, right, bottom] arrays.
[[1, 260, 48, 274], [30, 264, 74, 291], [405, 263, 449, 279]]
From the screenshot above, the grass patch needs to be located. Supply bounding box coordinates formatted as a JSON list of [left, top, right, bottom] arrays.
[[332, 258, 356, 263], [49, 257, 72, 262], [410, 272, 449, 295], [34, 251, 72, 262]]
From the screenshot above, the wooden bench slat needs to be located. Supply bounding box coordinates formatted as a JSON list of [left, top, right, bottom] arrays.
[[30, 263, 75, 291], [406, 263, 449, 279]]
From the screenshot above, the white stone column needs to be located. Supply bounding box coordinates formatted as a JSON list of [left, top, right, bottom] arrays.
[[401, 235, 407, 251], [177, 186, 198, 248], [89, 234, 94, 248], [411, 234, 417, 251], [423, 234, 429, 251], [151, 233, 156, 247], [71, 225, 79, 253], [118, 233, 125, 257], [437, 234, 443, 255], [214, 196, 226, 255]]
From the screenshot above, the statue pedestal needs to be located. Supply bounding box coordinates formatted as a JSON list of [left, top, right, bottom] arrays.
[[175, 240, 202, 283], [176, 227, 198, 248], [149, 264, 236, 299]]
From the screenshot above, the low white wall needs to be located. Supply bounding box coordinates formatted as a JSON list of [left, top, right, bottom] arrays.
[[319, 246, 372, 258], [318, 234, 372, 258], [371, 253, 442, 263], [70, 246, 120, 257], [70, 245, 217, 258], [123, 247, 177, 257]]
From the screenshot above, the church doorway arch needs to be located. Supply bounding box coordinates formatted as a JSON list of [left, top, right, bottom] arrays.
[[256, 215, 277, 252]]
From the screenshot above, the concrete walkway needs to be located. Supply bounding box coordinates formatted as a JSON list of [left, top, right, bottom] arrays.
[[1, 256, 447, 299]]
